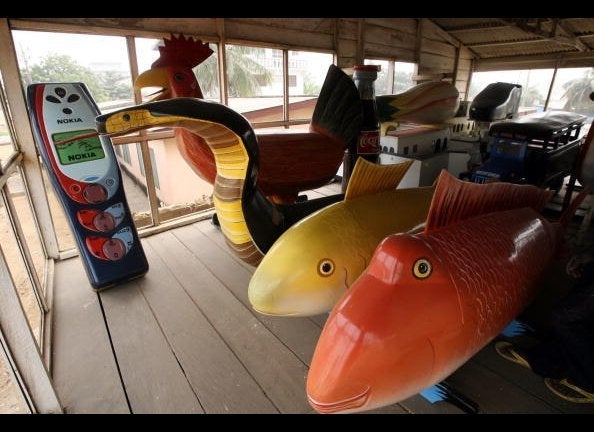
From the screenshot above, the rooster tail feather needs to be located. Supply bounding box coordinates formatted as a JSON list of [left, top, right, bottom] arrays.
[[311, 65, 362, 147]]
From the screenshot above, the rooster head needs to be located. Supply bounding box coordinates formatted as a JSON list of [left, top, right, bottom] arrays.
[[135, 34, 214, 101]]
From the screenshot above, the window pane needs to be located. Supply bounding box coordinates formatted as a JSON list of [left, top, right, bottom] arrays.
[[364, 59, 390, 95], [114, 143, 152, 229], [135, 37, 220, 102], [469, 69, 554, 113], [40, 166, 75, 252], [13, 30, 134, 114], [288, 51, 334, 121], [393, 61, 416, 94], [0, 352, 28, 413], [149, 140, 213, 222], [0, 104, 16, 169], [547, 67, 594, 117], [0, 195, 43, 346], [226, 45, 283, 124], [5, 169, 46, 290]]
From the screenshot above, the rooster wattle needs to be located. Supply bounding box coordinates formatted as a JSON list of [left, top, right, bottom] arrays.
[[135, 34, 362, 204]]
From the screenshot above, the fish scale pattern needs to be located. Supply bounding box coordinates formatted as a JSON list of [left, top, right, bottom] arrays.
[[426, 208, 555, 350]]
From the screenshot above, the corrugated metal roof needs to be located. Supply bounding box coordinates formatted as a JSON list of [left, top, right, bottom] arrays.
[[563, 18, 594, 35], [431, 18, 594, 60], [472, 42, 577, 59], [452, 28, 541, 46]]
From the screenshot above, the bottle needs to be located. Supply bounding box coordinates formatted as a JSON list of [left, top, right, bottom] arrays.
[[354, 64, 381, 162], [341, 64, 381, 191]]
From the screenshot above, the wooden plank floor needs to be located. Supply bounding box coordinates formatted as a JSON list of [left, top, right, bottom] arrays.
[[51, 181, 594, 414]]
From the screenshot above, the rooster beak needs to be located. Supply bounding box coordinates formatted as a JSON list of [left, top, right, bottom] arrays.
[[134, 67, 170, 101]]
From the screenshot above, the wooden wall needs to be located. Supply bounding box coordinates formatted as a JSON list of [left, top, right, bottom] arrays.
[[10, 17, 474, 100]]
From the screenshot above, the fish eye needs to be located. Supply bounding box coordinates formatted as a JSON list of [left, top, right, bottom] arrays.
[[122, 113, 130, 122], [413, 258, 432, 279], [174, 72, 185, 81], [318, 259, 335, 277]]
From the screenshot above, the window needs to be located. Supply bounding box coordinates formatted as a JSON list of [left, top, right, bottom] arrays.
[[0, 78, 51, 413], [364, 59, 391, 95], [547, 67, 594, 117], [226, 45, 284, 124], [136, 143, 145, 177], [13, 30, 134, 113], [469, 69, 555, 113], [364, 58, 417, 96], [122, 143, 131, 164], [288, 50, 334, 125], [393, 61, 416, 94], [149, 147, 159, 190], [0, 107, 16, 169]]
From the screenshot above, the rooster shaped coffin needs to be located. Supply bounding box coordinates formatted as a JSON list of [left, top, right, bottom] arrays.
[[135, 34, 363, 204]]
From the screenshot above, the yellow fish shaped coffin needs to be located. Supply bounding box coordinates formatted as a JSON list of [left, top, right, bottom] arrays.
[[248, 159, 435, 317]]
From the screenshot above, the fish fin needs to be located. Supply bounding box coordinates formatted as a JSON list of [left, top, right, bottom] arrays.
[[420, 382, 479, 414], [425, 170, 553, 233], [500, 319, 534, 338], [311, 65, 362, 146], [345, 158, 413, 200], [419, 384, 448, 403]]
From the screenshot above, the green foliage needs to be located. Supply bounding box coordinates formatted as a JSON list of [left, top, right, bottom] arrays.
[[226, 46, 272, 97], [193, 53, 219, 99], [393, 70, 414, 94], [96, 70, 132, 102], [20, 54, 132, 103], [520, 86, 545, 107], [302, 72, 321, 96], [562, 69, 594, 116], [192, 45, 273, 98]]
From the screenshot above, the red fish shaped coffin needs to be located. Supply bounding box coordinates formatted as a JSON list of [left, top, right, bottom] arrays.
[[306, 171, 580, 414]]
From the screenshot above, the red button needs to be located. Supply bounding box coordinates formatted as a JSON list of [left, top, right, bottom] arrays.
[[83, 183, 108, 204], [102, 238, 126, 261], [93, 212, 116, 232], [85, 236, 107, 260], [70, 184, 82, 194]]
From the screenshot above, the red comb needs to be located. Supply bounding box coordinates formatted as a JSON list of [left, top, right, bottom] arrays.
[[152, 34, 214, 68]]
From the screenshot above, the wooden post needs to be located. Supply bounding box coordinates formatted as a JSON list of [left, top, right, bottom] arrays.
[[333, 18, 340, 66], [0, 19, 59, 258], [282, 49, 289, 127], [215, 18, 228, 105], [544, 62, 559, 111], [414, 19, 423, 84], [126, 36, 161, 226], [356, 18, 365, 65], [452, 44, 461, 85]]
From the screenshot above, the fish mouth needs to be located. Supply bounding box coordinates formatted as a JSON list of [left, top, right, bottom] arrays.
[[307, 386, 370, 414]]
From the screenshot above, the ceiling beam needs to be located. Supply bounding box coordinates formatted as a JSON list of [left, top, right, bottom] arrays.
[[475, 50, 594, 69], [499, 18, 587, 51], [424, 19, 479, 58], [446, 23, 513, 33], [423, 18, 461, 47], [468, 38, 553, 48]]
